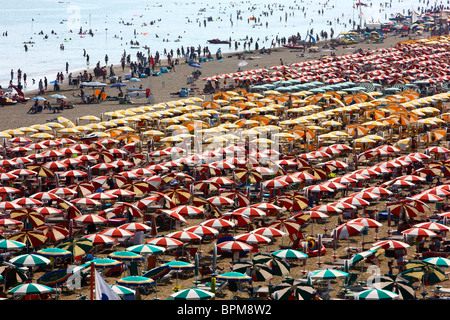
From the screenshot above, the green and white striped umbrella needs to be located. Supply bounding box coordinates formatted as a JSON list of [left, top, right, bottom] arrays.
[[9, 253, 51, 267], [8, 283, 53, 295], [370, 274, 415, 300], [310, 269, 349, 280], [423, 257, 450, 268], [170, 287, 215, 300], [0, 239, 26, 250], [126, 244, 166, 255], [348, 250, 377, 267], [356, 288, 399, 300], [271, 249, 309, 260], [110, 284, 136, 298]]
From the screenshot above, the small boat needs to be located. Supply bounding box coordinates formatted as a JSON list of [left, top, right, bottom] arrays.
[[207, 38, 230, 44]]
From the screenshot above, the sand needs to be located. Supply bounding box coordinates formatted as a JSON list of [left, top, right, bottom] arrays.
[[2, 29, 450, 302]]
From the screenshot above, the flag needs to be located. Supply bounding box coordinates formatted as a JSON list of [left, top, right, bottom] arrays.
[[95, 269, 121, 300]]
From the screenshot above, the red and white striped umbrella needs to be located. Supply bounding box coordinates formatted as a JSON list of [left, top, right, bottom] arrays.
[[91, 163, 116, 171], [332, 222, 366, 239], [348, 218, 382, 228], [58, 147, 82, 156], [351, 191, 381, 201], [73, 214, 107, 225], [40, 150, 64, 158], [0, 201, 22, 210], [425, 146, 450, 154], [275, 175, 303, 184], [229, 207, 267, 218], [324, 160, 349, 169], [234, 233, 271, 244], [171, 205, 204, 216], [118, 171, 141, 180], [59, 170, 88, 178], [104, 189, 137, 197], [42, 161, 68, 171], [0, 218, 23, 227], [184, 225, 220, 237], [70, 198, 101, 206], [304, 184, 334, 193], [209, 161, 236, 170], [421, 187, 450, 197], [8, 169, 37, 177], [329, 201, 358, 211], [158, 209, 188, 224], [130, 168, 156, 176], [371, 240, 410, 251], [110, 160, 134, 168], [147, 164, 170, 172], [166, 231, 202, 242], [199, 218, 235, 230], [392, 179, 415, 187], [11, 197, 43, 207], [413, 222, 450, 233], [146, 237, 184, 249], [0, 186, 21, 195], [251, 227, 286, 238], [410, 193, 443, 203], [207, 196, 234, 206], [354, 169, 379, 177], [303, 210, 330, 220], [49, 187, 78, 197], [397, 175, 426, 183], [338, 196, 371, 207], [320, 181, 347, 190], [401, 227, 437, 238], [250, 203, 283, 212], [289, 172, 317, 181], [100, 228, 135, 238], [408, 152, 430, 160], [216, 240, 253, 252], [344, 173, 370, 181], [362, 187, 393, 197], [0, 173, 18, 181], [263, 179, 289, 189], [329, 176, 357, 184], [205, 177, 236, 185], [84, 233, 115, 245], [86, 192, 118, 201], [35, 207, 63, 216], [118, 222, 151, 233], [29, 192, 62, 201], [311, 204, 342, 214]]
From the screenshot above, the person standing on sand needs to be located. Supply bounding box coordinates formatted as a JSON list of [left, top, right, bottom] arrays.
[[44, 77, 48, 90], [38, 79, 43, 94]]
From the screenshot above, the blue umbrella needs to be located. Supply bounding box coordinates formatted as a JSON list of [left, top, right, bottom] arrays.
[[189, 63, 202, 68], [111, 83, 126, 88], [32, 96, 46, 101]]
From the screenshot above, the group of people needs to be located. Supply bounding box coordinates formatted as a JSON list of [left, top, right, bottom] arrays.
[[27, 100, 64, 114]]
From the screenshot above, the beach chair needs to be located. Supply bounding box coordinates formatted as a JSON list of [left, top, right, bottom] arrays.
[[338, 273, 360, 293]]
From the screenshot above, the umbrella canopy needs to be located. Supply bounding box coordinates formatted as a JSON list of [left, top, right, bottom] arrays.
[[215, 271, 252, 282], [126, 244, 166, 255], [57, 237, 93, 257], [116, 276, 155, 287], [8, 283, 53, 296], [0, 239, 26, 250], [370, 274, 416, 300], [271, 249, 308, 260], [9, 253, 51, 267], [356, 288, 399, 300], [272, 278, 316, 300], [170, 287, 215, 300], [310, 269, 349, 280]]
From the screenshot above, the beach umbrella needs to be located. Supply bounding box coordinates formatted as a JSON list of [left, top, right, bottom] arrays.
[[10, 208, 45, 228], [184, 225, 219, 238], [402, 261, 448, 286], [163, 260, 195, 286], [36, 247, 72, 259], [35, 224, 69, 242], [356, 288, 399, 300], [331, 222, 366, 239], [167, 230, 202, 242], [84, 233, 116, 246], [253, 252, 290, 276], [413, 222, 450, 233], [110, 284, 136, 298], [170, 287, 215, 300], [234, 233, 271, 245], [126, 244, 166, 255], [401, 227, 437, 238], [100, 227, 134, 239], [108, 251, 142, 262], [73, 214, 108, 225], [9, 253, 50, 267], [423, 257, 450, 268], [271, 278, 316, 300], [9, 230, 48, 248], [0, 239, 26, 250], [146, 237, 184, 249], [215, 271, 252, 282], [232, 259, 273, 282], [370, 274, 416, 300], [118, 222, 151, 233], [310, 269, 349, 280], [271, 249, 308, 261], [7, 283, 53, 296], [207, 196, 234, 206], [170, 205, 204, 216], [57, 237, 93, 257], [117, 276, 155, 288], [217, 240, 252, 253], [251, 227, 286, 239], [200, 218, 235, 230]]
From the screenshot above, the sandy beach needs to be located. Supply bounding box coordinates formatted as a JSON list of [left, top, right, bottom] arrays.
[[1, 22, 450, 306]]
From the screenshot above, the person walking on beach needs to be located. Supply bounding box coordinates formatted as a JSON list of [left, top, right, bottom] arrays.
[[105, 54, 109, 66], [44, 77, 48, 90], [38, 79, 43, 94], [10, 69, 13, 81]]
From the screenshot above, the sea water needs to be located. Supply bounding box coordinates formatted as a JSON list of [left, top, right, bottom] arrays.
[[0, 0, 432, 92]]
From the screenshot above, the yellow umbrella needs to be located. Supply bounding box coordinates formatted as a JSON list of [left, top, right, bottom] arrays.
[[79, 115, 101, 122], [58, 128, 80, 134], [74, 126, 92, 133], [143, 130, 165, 137], [31, 124, 52, 132], [30, 132, 54, 139], [86, 123, 106, 131], [353, 137, 375, 144], [321, 120, 342, 127], [45, 122, 65, 130], [0, 132, 12, 138], [160, 136, 183, 143], [6, 129, 26, 137]]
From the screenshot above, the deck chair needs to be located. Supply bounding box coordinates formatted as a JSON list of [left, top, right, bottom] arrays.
[[338, 272, 359, 293]]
